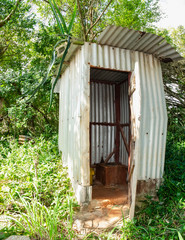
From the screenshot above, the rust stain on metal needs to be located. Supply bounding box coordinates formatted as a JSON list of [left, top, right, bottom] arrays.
[[137, 179, 161, 196]]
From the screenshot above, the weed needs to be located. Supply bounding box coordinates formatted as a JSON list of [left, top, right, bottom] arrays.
[[0, 135, 77, 239], [8, 195, 62, 239]]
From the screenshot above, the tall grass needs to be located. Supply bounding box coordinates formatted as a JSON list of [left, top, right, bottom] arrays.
[[9, 196, 61, 240], [0, 133, 184, 239], [0, 135, 77, 239]]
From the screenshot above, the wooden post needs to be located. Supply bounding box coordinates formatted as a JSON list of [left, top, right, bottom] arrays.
[[119, 124, 130, 155], [104, 149, 116, 164], [115, 85, 120, 163], [128, 72, 132, 174]]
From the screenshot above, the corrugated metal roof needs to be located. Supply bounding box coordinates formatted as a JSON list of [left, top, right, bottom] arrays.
[[98, 25, 183, 62]]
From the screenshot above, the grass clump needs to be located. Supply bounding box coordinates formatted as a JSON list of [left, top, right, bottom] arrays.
[[0, 135, 77, 239]]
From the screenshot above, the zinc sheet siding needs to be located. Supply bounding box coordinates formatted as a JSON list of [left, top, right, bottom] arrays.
[[89, 43, 131, 166], [137, 52, 167, 180], [58, 42, 167, 186], [90, 82, 116, 164], [98, 26, 183, 62], [90, 43, 132, 71], [58, 46, 90, 186], [89, 42, 168, 180]]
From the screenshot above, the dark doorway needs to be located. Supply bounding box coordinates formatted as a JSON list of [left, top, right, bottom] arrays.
[[90, 67, 131, 205], [90, 68, 130, 204]]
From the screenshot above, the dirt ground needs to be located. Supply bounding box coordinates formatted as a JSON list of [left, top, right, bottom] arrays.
[[73, 181, 129, 235]]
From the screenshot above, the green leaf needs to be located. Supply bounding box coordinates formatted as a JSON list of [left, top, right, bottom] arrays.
[[68, 3, 77, 34], [49, 37, 71, 109], [177, 231, 184, 240], [27, 39, 66, 101], [48, 0, 64, 35], [52, 0, 68, 34]]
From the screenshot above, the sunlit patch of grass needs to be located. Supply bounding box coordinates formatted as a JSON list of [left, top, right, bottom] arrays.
[[0, 135, 77, 239]]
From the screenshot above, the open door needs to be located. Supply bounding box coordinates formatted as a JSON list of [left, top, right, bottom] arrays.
[[128, 72, 139, 219]]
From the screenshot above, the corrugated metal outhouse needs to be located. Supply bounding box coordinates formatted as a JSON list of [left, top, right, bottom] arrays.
[[54, 26, 183, 218]]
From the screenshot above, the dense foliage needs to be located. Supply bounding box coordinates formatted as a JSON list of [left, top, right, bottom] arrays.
[[161, 26, 185, 134], [162, 60, 185, 134], [107, 0, 161, 31], [0, 0, 184, 239], [0, 0, 60, 136]]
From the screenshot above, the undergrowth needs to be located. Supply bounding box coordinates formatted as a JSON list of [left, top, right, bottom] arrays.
[[0, 132, 184, 239], [117, 134, 185, 240], [0, 135, 78, 239]]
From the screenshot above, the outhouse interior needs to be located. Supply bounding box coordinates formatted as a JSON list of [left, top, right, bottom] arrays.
[[89, 67, 131, 205]]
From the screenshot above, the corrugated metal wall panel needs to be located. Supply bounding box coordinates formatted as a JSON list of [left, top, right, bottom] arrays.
[[70, 50, 81, 183], [90, 82, 116, 164], [90, 43, 132, 72], [58, 46, 90, 186], [88, 43, 167, 180], [80, 43, 90, 186], [88, 43, 131, 166], [89, 43, 131, 166], [137, 52, 168, 180]]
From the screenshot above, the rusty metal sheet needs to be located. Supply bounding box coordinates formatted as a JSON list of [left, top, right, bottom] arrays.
[[98, 26, 183, 62]]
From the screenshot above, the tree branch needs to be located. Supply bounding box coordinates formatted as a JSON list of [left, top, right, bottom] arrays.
[[164, 85, 185, 107], [90, 30, 103, 41], [31, 104, 50, 124], [87, 0, 95, 16], [76, 0, 87, 40], [0, 45, 9, 57], [0, 0, 21, 28], [86, 0, 113, 36], [42, 0, 49, 3]]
